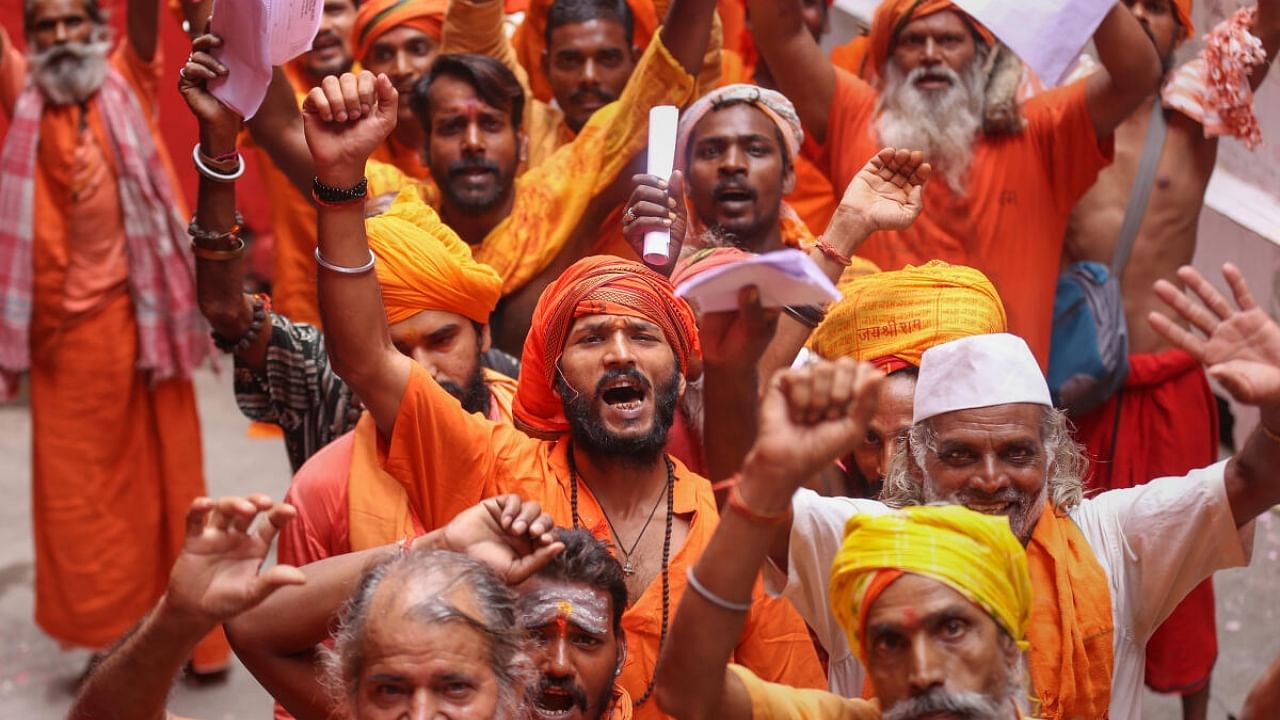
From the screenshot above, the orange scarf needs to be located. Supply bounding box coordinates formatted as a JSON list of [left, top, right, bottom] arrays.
[[1026, 502, 1114, 719]]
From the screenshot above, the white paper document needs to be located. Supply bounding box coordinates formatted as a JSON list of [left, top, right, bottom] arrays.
[[953, 0, 1113, 86], [674, 249, 841, 313], [209, 0, 323, 118]]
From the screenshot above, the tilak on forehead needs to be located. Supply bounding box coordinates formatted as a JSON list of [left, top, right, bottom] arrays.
[[518, 587, 611, 636]]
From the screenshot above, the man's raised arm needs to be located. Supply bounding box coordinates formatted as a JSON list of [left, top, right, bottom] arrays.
[[656, 357, 882, 719], [1150, 263, 1280, 527], [248, 68, 319, 198], [747, 0, 836, 144], [306, 71, 410, 436], [1084, 2, 1163, 139]]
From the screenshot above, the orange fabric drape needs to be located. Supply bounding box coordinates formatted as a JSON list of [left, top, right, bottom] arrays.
[[1026, 504, 1115, 719]]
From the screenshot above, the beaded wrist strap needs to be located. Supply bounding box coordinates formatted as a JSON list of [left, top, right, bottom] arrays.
[[211, 293, 271, 354], [313, 176, 369, 207]]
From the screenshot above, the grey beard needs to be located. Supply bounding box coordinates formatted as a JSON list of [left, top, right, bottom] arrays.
[[876, 58, 986, 194], [29, 33, 112, 106]]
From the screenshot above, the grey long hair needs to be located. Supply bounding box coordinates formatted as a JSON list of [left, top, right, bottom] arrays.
[[321, 549, 535, 719], [881, 405, 1087, 512]]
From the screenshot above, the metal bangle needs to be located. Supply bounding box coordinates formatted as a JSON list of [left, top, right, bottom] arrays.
[[192, 143, 245, 182], [685, 567, 752, 613], [314, 247, 376, 274]]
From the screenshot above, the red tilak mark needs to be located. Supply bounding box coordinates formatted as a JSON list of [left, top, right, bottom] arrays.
[[902, 608, 919, 629], [553, 614, 569, 639]]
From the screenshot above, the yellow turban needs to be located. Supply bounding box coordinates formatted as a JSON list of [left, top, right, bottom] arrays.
[[365, 189, 503, 325], [829, 505, 1032, 665], [809, 261, 1006, 371]]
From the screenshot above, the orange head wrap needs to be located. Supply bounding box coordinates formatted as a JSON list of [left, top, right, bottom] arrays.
[[866, 0, 997, 82], [365, 190, 503, 325], [809, 261, 1006, 372], [514, 256, 701, 436], [511, 0, 660, 104], [1172, 0, 1194, 40], [353, 0, 448, 65]]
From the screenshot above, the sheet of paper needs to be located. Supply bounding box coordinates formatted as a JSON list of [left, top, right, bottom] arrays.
[[953, 0, 1113, 86], [268, 0, 324, 65], [674, 249, 841, 313], [208, 0, 271, 119], [209, 0, 323, 119]]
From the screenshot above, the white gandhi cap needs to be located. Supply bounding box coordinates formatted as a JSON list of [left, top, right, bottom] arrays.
[[913, 333, 1052, 425]]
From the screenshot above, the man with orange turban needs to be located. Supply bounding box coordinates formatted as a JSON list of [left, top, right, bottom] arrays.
[[750, 0, 1163, 369], [307, 74, 830, 717], [351, 0, 449, 179], [807, 261, 1007, 498], [1062, 2, 1280, 716]]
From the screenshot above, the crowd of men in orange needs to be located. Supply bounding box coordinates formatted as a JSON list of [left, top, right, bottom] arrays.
[[5, 0, 1280, 718]]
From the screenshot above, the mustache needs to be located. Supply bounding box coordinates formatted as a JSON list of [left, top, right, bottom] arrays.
[[882, 687, 1005, 720], [310, 29, 340, 50], [949, 487, 1025, 507], [569, 87, 615, 108], [908, 64, 961, 85], [533, 677, 590, 713], [447, 156, 500, 178], [594, 366, 653, 399], [711, 178, 757, 202]]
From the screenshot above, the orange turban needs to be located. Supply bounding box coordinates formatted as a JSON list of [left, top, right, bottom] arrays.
[[353, 0, 448, 65], [514, 256, 701, 435], [365, 190, 503, 325], [511, 0, 660, 104], [808, 261, 1006, 371], [1173, 0, 1194, 40], [867, 0, 996, 82]]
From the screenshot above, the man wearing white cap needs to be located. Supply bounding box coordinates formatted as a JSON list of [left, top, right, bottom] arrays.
[[747, 263, 1279, 719]]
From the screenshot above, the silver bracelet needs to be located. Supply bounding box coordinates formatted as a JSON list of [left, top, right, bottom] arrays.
[[686, 567, 752, 612], [191, 143, 245, 182], [314, 247, 376, 274]]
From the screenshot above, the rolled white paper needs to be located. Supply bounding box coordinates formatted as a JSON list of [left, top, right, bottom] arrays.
[[643, 105, 680, 264]]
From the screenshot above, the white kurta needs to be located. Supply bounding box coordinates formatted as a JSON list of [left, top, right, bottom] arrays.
[[764, 461, 1255, 718]]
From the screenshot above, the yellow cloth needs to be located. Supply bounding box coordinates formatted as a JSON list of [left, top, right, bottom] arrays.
[[809, 261, 1006, 367], [366, 189, 503, 325], [473, 32, 697, 294], [829, 505, 1033, 666]]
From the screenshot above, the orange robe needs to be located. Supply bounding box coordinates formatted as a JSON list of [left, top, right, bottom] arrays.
[[381, 363, 826, 718], [815, 70, 1112, 368], [0, 39, 227, 668]]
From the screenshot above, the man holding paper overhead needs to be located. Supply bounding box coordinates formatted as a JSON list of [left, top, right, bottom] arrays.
[[0, 0, 226, 675], [748, 0, 1162, 367], [1062, 2, 1280, 717]]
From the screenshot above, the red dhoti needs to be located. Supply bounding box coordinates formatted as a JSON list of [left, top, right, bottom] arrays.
[[1073, 348, 1218, 694]]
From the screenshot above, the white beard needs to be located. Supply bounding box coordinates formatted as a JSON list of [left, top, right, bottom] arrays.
[[29, 30, 112, 106], [875, 58, 986, 194]]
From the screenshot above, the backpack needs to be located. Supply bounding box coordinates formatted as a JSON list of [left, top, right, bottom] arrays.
[[1048, 98, 1166, 416]]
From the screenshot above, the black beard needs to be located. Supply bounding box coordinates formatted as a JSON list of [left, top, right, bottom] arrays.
[[438, 360, 492, 416], [443, 156, 510, 214], [556, 366, 679, 466]]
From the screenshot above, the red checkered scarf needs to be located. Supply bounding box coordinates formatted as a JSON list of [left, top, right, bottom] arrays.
[[0, 69, 209, 398]]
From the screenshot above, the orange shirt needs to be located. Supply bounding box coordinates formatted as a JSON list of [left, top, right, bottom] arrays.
[[382, 363, 827, 718], [815, 70, 1112, 367]]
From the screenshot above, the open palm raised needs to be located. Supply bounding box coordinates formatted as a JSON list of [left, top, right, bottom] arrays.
[[1151, 263, 1280, 407], [838, 148, 931, 232]]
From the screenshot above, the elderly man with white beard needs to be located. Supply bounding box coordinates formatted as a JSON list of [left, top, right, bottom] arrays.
[[749, 0, 1162, 369], [0, 0, 222, 674]]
